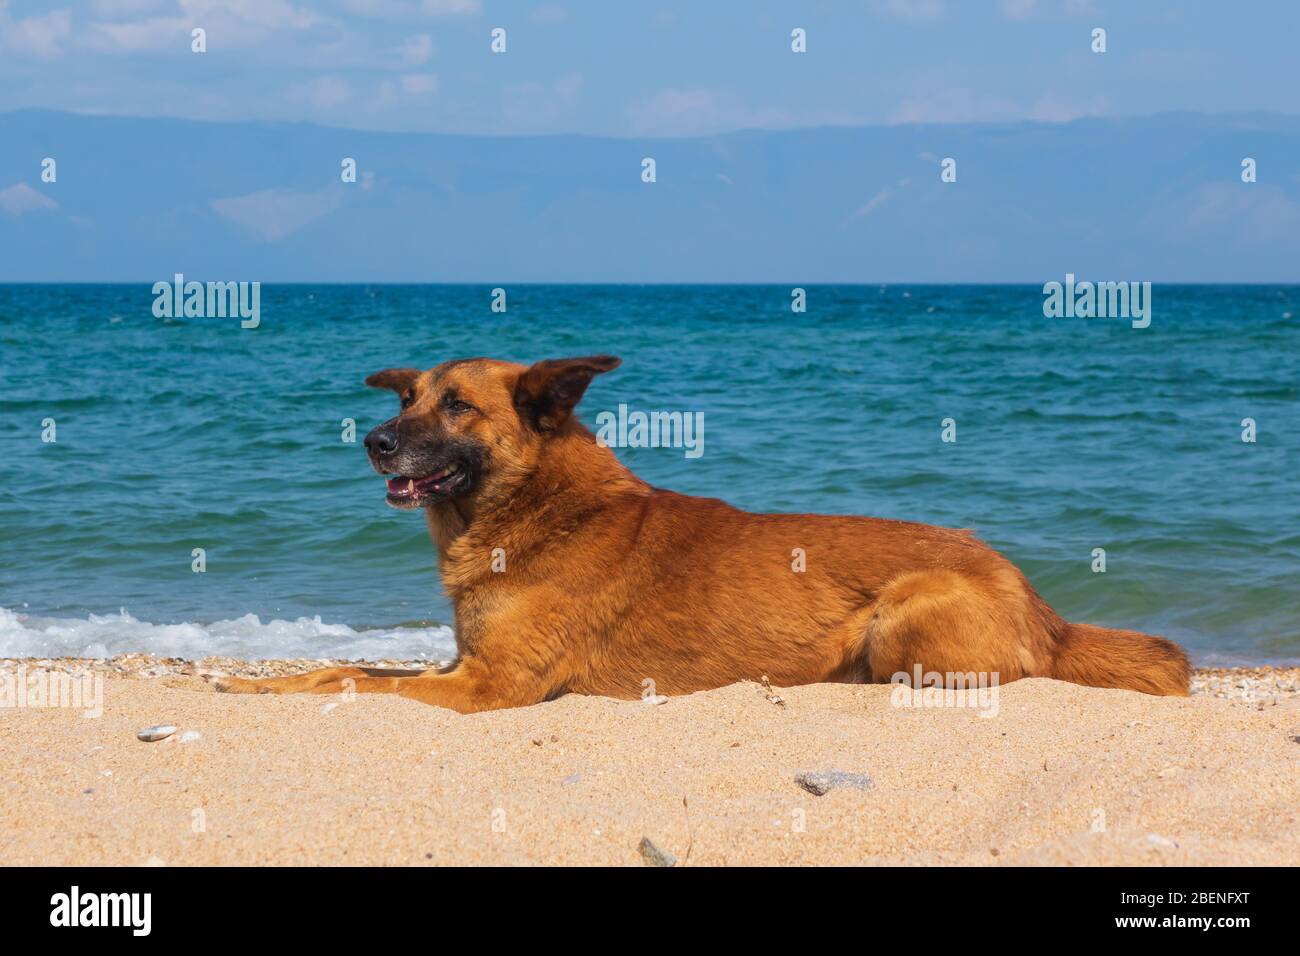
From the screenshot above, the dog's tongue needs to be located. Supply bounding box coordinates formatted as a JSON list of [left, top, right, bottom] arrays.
[[387, 468, 451, 496]]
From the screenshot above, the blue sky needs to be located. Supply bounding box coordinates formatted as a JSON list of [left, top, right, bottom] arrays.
[[1, 0, 1298, 137]]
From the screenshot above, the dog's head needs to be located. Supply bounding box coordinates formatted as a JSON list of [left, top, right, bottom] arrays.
[[363, 355, 620, 510]]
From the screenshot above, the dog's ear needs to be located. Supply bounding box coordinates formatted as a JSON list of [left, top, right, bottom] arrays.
[[514, 355, 621, 432], [365, 368, 421, 393]]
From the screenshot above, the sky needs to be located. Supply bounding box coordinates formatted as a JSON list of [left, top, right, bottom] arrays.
[[1, 0, 1298, 138]]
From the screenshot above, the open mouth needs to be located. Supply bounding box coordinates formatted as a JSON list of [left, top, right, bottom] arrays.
[[385, 463, 467, 506]]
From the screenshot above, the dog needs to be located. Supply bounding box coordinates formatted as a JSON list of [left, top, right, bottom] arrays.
[[210, 355, 1191, 708]]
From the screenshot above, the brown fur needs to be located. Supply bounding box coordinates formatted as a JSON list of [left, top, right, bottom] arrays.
[[211, 356, 1191, 708]]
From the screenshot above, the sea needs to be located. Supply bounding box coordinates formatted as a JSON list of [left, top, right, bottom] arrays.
[[1, 283, 1297, 665]]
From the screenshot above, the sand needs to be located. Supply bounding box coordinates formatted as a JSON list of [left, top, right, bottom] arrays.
[[1, 661, 1297, 866]]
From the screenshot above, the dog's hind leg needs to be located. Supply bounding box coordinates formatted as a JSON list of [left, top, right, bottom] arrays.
[[202, 666, 430, 695], [861, 569, 1052, 685]]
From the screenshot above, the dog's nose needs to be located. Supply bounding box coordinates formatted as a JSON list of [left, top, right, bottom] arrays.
[[365, 425, 399, 456]]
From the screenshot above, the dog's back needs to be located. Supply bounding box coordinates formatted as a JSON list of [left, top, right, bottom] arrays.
[[447, 460, 1190, 699]]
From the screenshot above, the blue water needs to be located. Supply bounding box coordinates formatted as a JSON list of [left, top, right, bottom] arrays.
[[1, 284, 1297, 664]]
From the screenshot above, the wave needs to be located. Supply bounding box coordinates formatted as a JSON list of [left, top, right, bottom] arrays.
[[0, 607, 456, 662]]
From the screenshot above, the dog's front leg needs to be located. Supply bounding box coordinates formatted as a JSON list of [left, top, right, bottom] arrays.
[[215, 658, 543, 714], [344, 659, 543, 713], [203, 665, 428, 696]]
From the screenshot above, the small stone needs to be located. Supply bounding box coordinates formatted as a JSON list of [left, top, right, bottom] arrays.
[[795, 770, 873, 796], [638, 837, 677, 867], [137, 725, 176, 742], [760, 675, 786, 708], [178, 731, 201, 744]]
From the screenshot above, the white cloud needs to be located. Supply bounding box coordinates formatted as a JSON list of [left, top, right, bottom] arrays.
[[400, 73, 438, 95], [890, 87, 1020, 124], [500, 72, 583, 131], [1, 8, 73, 58], [998, 0, 1102, 20], [210, 186, 344, 241], [627, 87, 863, 137], [287, 75, 353, 110], [179, 0, 320, 31], [1063, 0, 1100, 15], [399, 32, 433, 65], [1026, 91, 1108, 122], [0, 183, 59, 216], [89, 0, 169, 14], [531, 5, 568, 24], [1173, 183, 1300, 244], [86, 0, 323, 52], [998, 0, 1037, 19], [627, 89, 724, 137], [855, 178, 911, 218], [87, 16, 189, 53], [875, 0, 945, 23], [420, 0, 479, 16]]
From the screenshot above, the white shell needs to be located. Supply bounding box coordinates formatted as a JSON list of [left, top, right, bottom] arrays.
[[137, 724, 177, 742], [178, 731, 201, 744]]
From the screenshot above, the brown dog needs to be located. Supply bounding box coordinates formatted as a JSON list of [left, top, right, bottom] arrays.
[[211, 355, 1191, 709]]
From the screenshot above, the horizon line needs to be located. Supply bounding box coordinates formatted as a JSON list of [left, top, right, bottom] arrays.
[[6, 106, 1300, 142], [3, 281, 1298, 287]]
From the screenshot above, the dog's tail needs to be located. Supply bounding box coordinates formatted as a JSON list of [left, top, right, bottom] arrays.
[[1051, 622, 1191, 697]]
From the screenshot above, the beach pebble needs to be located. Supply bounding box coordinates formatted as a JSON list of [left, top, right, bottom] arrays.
[[637, 837, 677, 868], [795, 770, 874, 796], [178, 730, 202, 744], [137, 725, 176, 742]]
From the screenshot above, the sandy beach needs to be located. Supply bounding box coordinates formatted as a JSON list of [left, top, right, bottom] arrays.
[[1, 660, 1297, 866]]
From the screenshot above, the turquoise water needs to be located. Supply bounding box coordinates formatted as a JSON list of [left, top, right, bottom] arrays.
[[1, 284, 1297, 664]]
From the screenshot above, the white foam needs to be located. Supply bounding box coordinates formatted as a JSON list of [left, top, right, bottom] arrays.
[[0, 606, 456, 662]]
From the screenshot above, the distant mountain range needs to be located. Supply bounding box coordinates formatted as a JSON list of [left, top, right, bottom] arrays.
[[1, 109, 1298, 282]]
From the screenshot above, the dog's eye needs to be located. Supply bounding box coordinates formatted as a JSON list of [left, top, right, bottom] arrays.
[[400, 391, 415, 409], [445, 398, 474, 415]]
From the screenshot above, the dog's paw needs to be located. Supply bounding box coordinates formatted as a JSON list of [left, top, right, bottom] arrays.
[[198, 671, 270, 694]]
